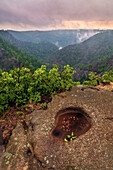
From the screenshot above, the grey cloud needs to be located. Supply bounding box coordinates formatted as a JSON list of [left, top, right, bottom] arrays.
[[0, 0, 113, 29]]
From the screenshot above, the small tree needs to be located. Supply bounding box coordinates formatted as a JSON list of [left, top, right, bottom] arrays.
[[102, 70, 113, 82], [88, 72, 100, 86]]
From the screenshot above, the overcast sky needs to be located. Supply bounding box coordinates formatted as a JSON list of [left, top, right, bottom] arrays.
[[0, 0, 113, 30]]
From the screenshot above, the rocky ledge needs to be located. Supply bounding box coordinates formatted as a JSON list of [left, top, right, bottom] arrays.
[[0, 86, 113, 170]]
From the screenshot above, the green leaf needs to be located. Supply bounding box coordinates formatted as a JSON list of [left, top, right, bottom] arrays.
[[71, 132, 74, 136], [64, 138, 68, 142], [72, 136, 77, 139], [67, 135, 71, 138]]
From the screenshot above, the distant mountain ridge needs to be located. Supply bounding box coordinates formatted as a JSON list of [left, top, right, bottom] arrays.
[[8, 29, 102, 47]]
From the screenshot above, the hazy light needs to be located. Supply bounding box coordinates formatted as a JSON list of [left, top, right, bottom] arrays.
[[62, 20, 113, 30], [1, 20, 113, 31]]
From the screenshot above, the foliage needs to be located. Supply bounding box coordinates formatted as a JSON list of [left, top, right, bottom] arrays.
[[0, 36, 42, 71], [101, 70, 113, 82], [41, 102, 47, 109], [83, 70, 113, 86], [0, 65, 76, 115], [64, 132, 77, 142], [0, 30, 59, 61], [83, 72, 99, 86], [88, 72, 100, 86]]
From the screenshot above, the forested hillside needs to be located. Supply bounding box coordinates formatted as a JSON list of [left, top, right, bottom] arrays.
[[0, 30, 58, 60], [74, 55, 113, 81], [0, 30, 113, 81], [84, 55, 113, 73], [47, 31, 113, 67], [0, 37, 42, 71]]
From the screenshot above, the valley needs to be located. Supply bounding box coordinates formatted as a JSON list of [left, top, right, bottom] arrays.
[[0, 29, 113, 81], [8, 29, 101, 47]]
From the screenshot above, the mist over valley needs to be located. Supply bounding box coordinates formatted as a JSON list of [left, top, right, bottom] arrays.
[[8, 29, 102, 48]]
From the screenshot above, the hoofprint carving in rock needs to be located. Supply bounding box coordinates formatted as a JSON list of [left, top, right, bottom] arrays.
[[1, 86, 113, 170]]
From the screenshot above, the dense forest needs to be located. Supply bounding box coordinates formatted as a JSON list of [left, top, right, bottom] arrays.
[[46, 31, 113, 67], [0, 30, 58, 60], [0, 36, 42, 71]]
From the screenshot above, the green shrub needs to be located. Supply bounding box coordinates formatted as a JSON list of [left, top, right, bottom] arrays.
[[101, 70, 113, 82], [0, 65, 76, 115], [83, 70, 113, 86]]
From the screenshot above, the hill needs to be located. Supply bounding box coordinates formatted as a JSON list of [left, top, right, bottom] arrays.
[[8, 29, 101, 47], [44, 31, 113, 79], [0, 30, 58, 60], [0, 37, 42, 71], [74, 55, 113, 81], [47, 31, 113, 66]]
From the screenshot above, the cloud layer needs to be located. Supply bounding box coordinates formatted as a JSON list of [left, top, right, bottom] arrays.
[[0, 0, 113, 30]]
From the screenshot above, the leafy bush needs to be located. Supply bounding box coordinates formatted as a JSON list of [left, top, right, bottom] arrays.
[[0, 65, 76, 114], [101, 70, 113, 82], [88, 72, 100, 86], [83, 80, 90, 86], [83, 70, 113, 86]]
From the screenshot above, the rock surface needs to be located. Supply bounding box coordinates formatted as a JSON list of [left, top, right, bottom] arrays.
[[0, 86, 113, 170]]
